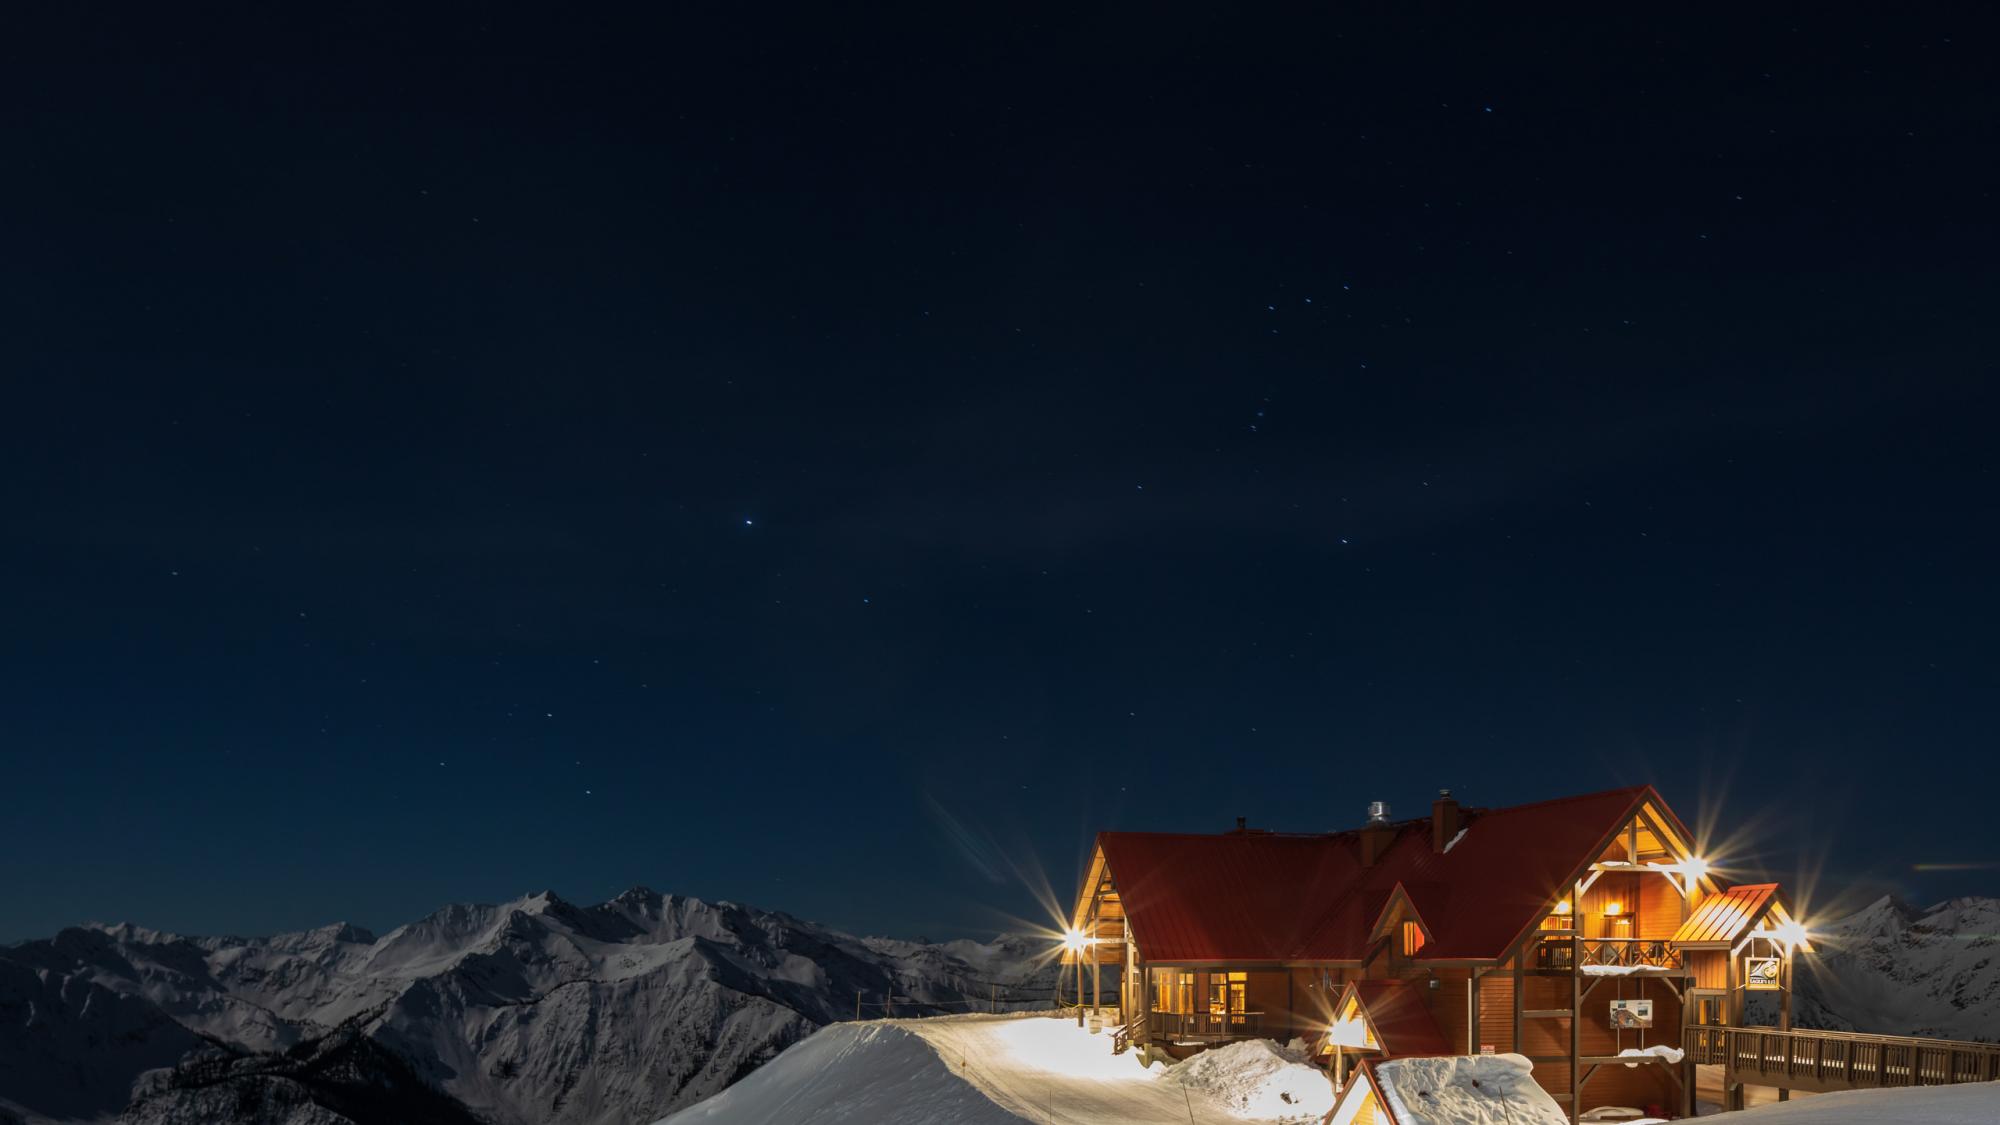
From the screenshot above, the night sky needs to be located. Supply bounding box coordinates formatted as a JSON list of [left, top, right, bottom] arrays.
[[5, 8, 1995, 945]]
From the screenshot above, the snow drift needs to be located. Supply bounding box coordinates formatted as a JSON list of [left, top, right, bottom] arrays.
[[1167, 1038, 1333, 1121]]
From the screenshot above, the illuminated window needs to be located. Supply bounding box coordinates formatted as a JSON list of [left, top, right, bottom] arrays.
[[1150, 968, 1196, 1014], [1401, 921, 1427, 956], [1208, 971, 1249, 1024]]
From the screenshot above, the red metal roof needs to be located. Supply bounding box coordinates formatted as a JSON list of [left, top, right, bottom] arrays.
[[1097, 785, 1659, 962], [1672, 882, 1779, 945], [1348, 979, 1452, 1057]]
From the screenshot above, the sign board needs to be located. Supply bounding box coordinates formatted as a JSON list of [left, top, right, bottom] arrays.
[[1480, 1044, 1496, 1056], [1608, 999, 1654, 1029], [1746, 956, 1782, 991]]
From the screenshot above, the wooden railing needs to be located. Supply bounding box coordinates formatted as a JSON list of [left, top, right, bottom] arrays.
[[1580, 938, 1682, 970], [1687, 1025, 2000, 1092], [1530, 935, 1683, 971], [1147, 1010, 1267, 1042], [1112, 1010, 1144, 1055]]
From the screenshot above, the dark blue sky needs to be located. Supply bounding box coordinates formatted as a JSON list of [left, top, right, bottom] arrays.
[[4, 7, 1994, 943]]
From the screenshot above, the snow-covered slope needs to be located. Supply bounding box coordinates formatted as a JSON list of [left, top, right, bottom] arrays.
[[1790, 896, 2000, 1041], [657, 1014, 1331, 1125], [0, 889, 1053, 1125], [1717, 1081, 2000, 1123]]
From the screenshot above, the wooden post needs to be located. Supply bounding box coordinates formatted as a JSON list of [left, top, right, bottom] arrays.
[[1469, 968, 1483, 1055], [1570, 934, 1581, 1124], [1512, 953, 1523, 1062], [1091, 889, 1102, 1022], [1075, 948, 1085, 1027], [1725, 951, 1744, 1111], [1779, 946, 1794, 1100], [856, 989, 862, 1020]]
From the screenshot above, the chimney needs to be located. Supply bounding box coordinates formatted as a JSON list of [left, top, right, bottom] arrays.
[[1359, 800, 1395, 866], [1432, 789, 1462, 852], [1235, 816, 1247, 833]]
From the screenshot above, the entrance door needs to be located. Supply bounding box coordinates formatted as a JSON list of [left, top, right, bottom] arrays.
[[1208, 971, 1248, 1030], [1688, 989, 1727, 1063]]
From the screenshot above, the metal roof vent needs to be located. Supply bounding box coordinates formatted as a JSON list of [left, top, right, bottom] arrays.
[[1366, 800, 1391, 824]]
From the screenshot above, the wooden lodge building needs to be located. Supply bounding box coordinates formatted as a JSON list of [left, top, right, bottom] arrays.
[[1064, 785, 1813, 1121]]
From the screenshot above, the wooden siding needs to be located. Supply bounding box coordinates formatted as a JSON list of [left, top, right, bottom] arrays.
[[1478, 972, 1516, 1053], [1688, 949, 1728, 991], [1418, 969, 1474, 1054], [1580, 1057, 1677, 1112], [1637, 874, 1685, 941]]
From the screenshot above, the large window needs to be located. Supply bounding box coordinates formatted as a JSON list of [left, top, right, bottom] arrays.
[[1400, 921, 1427, 956], [1209, 971, 1248, 1024], [1149, 968, 1195, 1014]]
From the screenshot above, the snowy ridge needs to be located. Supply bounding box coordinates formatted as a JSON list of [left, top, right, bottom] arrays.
[[657, 1014, 1332, 1125], [0, 889, 1053, 1125]]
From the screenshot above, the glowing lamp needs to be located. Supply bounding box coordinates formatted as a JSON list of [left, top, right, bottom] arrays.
[[1061, 928, 1091, 953], [1775, 919, 1810, 950], [1603, 902, 1623, 917], [1683, 856, 1710, 880], [1552, 900, 1573, 915]]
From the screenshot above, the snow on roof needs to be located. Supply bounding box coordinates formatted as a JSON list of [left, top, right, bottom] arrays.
[[1371, 1054, 1568, 1125]]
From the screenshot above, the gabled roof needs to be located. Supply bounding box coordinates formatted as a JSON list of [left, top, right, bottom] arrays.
[[1096, 785, 1665, 962], [1343, 979, 1451, 1057], [1670, 882, 1807, 948], [1328, 1058, 1394, 1125]]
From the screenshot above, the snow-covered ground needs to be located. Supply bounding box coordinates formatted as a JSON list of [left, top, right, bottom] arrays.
[[656, 1013, 1333, 1125], [1715, 1081, 2000, 1124]]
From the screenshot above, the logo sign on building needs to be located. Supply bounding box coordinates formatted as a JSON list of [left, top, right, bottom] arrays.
[[1746, 956, 1783, 991], [1608, 999, 1654, 1029]]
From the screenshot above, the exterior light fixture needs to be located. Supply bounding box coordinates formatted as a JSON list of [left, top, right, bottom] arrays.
[[1775, 919, 1810, 950], [1061, 928, 1091, 953], [1603, 902, 1623, 916]]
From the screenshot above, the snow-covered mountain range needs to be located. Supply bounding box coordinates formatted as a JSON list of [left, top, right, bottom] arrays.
[[0, 889, 1054, 1125], [1787, 896, 2000, 1042]]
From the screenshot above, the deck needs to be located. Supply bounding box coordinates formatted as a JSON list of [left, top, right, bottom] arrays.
[[1687, 1025, 2000, 1096]]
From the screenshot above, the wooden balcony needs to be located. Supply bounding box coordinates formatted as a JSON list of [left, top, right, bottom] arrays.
[[1688, 1025, 2000, 1094], [1532, 935, 1686, 973]]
